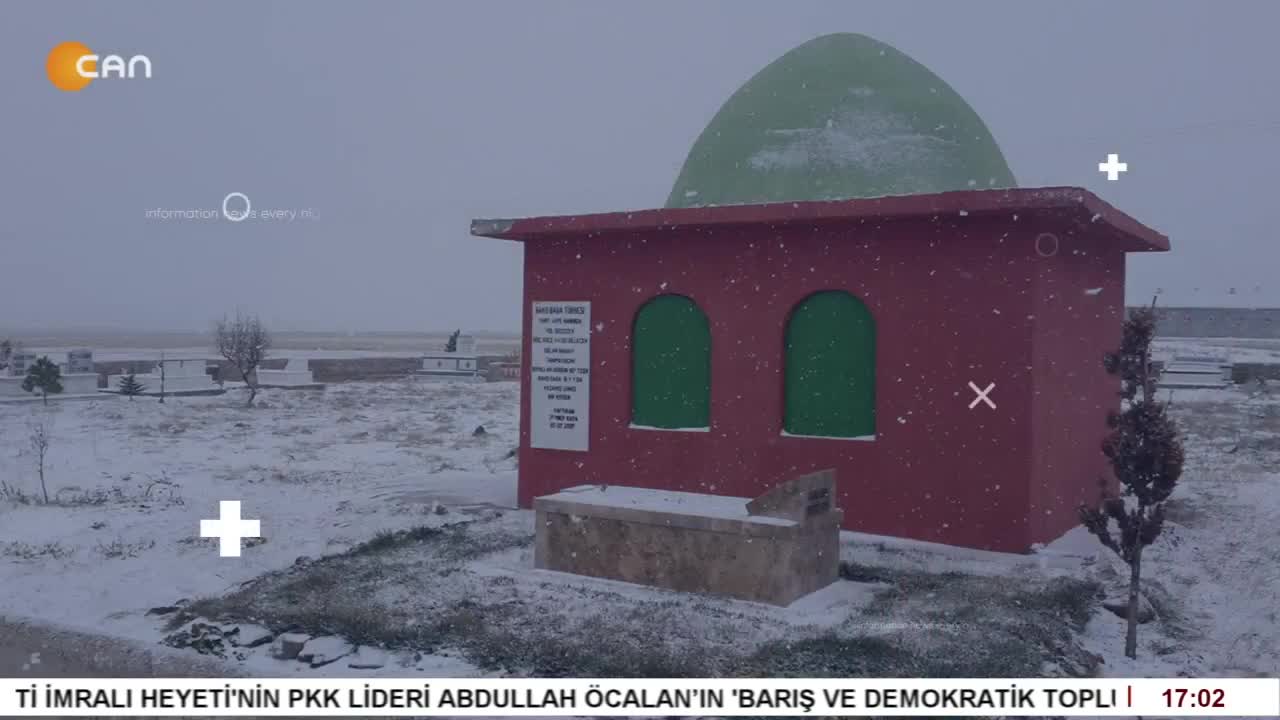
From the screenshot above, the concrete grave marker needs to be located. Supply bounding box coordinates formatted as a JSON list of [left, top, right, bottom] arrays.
[[106, 358, 222, 396], [0, 352, 38, 397], [416, 332, 481, 380], [66, 349, 94, 375], [257, 357, 321, 389], [8, 352, 37, 377], [59, 349, 100, 394], [1, 350, 99, 397], [746, 468, 835, 523], [533, 470, 842, 605]]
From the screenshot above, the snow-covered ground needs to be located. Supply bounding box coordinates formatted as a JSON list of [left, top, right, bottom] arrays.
[[0, 380, 519, 672], [13, 332, 521, 363], [84, 348, 430, 362], [1081, 386, 1280, 678], [1, 376, 1276, 679], [1155, 337, 1280, 364]]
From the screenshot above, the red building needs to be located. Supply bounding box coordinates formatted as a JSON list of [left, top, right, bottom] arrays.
[[472, 187, 1169, 552]]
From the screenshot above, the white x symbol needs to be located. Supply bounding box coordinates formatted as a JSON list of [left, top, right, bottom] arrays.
[[968, 381, 996, 410]]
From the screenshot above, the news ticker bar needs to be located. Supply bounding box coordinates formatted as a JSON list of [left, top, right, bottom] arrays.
[[1, 678, 1277, 717]]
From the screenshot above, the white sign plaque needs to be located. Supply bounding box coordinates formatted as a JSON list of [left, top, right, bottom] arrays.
[[530, 301, 591, 451]]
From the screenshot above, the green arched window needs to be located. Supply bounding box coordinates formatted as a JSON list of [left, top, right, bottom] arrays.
[[784, 291, 875, 438], [632, 294, 711, 429]]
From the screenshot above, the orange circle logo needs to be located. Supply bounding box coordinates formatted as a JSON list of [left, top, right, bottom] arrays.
[[47, 41, 95, 91]]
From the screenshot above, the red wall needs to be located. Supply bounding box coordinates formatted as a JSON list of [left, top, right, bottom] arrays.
[[518, 215, 1122, 552], [1028, 225, 1125, 545]]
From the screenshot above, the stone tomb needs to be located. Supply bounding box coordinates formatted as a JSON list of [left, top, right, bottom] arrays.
[[1159, 355, 1233, 389], [59, 348, 100, 395], [417, 334, 480, 380], [106, 358, 222, 396], [0, 350, 98, 397], [5, 351, 38, 377], [0, 351, 38, 397], [533, 469, 841, 606], [256, 358, 323, 389]]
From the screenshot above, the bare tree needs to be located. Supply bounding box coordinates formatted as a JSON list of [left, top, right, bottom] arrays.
[[28, 418, 52, 504], [214, 311, 271, 407], [1079, 304, 1184, 659]]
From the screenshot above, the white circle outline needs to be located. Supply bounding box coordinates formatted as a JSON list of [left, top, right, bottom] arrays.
[[1035, 232, 1059, 257], [222, 192, 251, 222]]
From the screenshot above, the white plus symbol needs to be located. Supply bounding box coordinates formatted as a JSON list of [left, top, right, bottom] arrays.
[[1098, 153, 1128, 181], [200, 501, 261, 557]]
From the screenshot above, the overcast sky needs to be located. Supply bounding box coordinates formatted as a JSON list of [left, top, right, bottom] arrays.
[[2, 1, 1277, 332]]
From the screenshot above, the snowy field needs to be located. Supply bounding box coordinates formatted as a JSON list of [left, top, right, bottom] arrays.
[[0, 380, 520, 674], [4, 330, 521, 364], [1155, 337, 1280, 364], [0, 377, 1277, 679]]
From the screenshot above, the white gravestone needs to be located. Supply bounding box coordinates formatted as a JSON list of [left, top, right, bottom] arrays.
[[61, 349, 99, 394], [257, 358, 318, 388], [417, 333, 479, 378], [8, 352, 37, 377], [106, 358, 218, 395], [0, 352, 39, 396], [0, 351, 95, 397], [529, 301, 590, 452], [66, 349, 94, 375]]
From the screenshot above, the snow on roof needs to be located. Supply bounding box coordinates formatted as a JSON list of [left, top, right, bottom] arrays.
[[470, 186, 1169, 253]]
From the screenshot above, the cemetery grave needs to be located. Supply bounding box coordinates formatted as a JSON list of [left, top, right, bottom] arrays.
[[1159, 355, 1234, 389], [0, 349, 100, 400], [255, 358, 325, 390], [105, 357, 223, 397], [533, 470, 842, 606], [416, 334, 482, 381]]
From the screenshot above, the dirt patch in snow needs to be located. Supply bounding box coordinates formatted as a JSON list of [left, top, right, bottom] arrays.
[[175, 513, 1101, 678]]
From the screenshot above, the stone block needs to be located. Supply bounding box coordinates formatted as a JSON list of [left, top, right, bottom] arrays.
[[746, 468, 835, 522], [533, 474, 841, 606], [257, 357, 321, 389], [270, 633, 310, 660]]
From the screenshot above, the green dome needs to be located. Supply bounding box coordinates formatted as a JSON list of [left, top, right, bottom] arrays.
[[666, 33, 1017, 208]]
